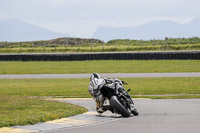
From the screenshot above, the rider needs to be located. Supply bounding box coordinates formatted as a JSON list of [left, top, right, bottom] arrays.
[[88, 73, 136, 114]]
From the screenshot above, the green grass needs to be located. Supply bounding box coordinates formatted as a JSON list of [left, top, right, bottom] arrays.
[[0, 96, 87, 128], [1, 77, 199, 127], [1, 44, 200, 53], [1, 37, 200, 53], [0, 60, 200, 74], [0, 78, 200, 97]]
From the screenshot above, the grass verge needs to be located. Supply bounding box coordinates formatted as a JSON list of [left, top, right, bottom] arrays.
[[1, 44, 200, 53], [0, 60, 200, 74], [0, 96, 87, 128], [0, 77, 200, 98], [1, 77, 199, 127]]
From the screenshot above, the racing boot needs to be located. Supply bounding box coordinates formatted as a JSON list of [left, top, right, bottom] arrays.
[[97, 107, 105, 114], [102, 105, 114, 113]]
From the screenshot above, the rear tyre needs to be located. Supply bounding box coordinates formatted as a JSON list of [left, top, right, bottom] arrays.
[[110, 96, 130, 117]]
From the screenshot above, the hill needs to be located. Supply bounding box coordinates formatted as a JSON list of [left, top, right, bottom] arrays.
[[0, 19, 68, 42], [93, 18, 200, 42]]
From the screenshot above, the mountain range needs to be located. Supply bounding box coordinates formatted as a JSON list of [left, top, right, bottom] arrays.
[[93, 18, 200, 42], [1, 18, 200, 42], [0, 19, 68, 42]]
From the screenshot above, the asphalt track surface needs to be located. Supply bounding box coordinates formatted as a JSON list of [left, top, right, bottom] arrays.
[[1, 72, 200, 79], [46, 98, 200, 133], [6, 98, 200, 133]]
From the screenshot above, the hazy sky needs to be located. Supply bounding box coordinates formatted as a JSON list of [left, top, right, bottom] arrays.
[[0, 0, 199, 37]]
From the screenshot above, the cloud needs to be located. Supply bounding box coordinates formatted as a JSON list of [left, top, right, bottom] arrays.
[[0, 0, 200, 37]]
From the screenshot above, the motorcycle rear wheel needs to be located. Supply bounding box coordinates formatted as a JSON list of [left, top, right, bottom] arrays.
[[110, 96, 131, 117]]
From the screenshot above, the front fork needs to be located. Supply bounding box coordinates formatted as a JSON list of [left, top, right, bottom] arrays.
[[118, 90, 135, 112]]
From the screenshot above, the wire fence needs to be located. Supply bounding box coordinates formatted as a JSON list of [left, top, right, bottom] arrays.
[[0, 37, 200, 53]]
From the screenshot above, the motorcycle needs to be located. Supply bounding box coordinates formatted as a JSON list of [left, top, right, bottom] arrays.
[[100, 79, 139, 117]]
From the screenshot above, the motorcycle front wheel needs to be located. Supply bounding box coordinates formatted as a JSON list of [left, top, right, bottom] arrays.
[[131, 108, 139, 116], [110, 96, 131, 117]]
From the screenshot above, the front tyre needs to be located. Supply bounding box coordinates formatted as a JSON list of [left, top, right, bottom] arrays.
[[131, 109, 139, 116], [110, 96, 130, 117]]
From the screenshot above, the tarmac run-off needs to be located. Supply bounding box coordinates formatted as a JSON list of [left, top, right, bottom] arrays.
[[1, 98, 200, 133]]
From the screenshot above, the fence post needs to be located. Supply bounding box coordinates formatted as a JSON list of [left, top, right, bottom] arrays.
[[65, 43, 67, 50], [127, 39, 130, 49], [8, 42, 11, 50], [193, 37, 195, 44], [8, 41, 11, 50], [5, 41, 7, 49], [54, 43, 56, 50], [153, 38, 156, 46], [7, 42, 11, 50], [43, 43, 45, 51], [32, 43, 34, 50], [20, 42, 22, 51], [90, 40, 93, 50], [165, 37, 168, 47]]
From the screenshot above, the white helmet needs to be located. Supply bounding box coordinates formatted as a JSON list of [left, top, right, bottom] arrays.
[[88, 73, 106, 98], [90, 73, 100, 80]]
